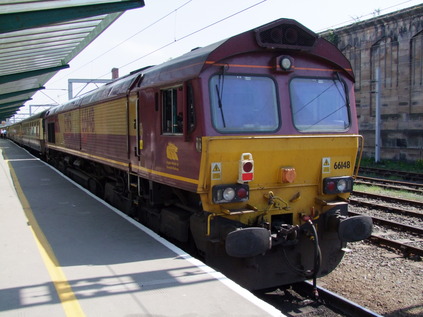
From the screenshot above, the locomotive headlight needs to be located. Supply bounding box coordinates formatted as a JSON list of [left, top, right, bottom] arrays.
[[323, 177, 353, 194], [337, 179, 347, 192], [223, 188, 236, 201], [280, 57, 292, 70], [278, 55, 294, 71]]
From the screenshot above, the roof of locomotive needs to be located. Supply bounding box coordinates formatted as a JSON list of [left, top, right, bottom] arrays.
[[48, 18, 354, 116], [5, 108, 49, 129], [20, 109, 49, 123], [47, 70, 142, 115], [138, 18, 354, 86]]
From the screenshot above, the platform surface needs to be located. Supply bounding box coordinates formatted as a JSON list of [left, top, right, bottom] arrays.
[[0, 139, 283, 317]]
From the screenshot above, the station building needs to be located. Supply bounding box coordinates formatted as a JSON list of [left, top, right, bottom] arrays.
[[321, 4, 423, 162]]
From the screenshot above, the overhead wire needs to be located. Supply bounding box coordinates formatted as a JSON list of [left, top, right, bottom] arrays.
[[108, 0, 268, 74], [316, 0, 420, 32], [48, 0, 268, 101], [43, 0, 420, 103], [51, 0, 193, 85], [39, 90, 60, 105]]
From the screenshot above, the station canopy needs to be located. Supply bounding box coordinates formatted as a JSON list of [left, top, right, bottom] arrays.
[[0, 0, 145, 122]]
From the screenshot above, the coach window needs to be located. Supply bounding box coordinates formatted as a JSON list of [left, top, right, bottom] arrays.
[[162, 86, 183, 135]]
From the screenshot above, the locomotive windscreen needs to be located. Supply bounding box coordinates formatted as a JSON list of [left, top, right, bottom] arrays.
[[210, 74, 279, 133], [290, 77, 350, 132]]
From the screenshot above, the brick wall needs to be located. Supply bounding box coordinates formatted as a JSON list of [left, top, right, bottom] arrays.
[[321, 4, 423, 161]]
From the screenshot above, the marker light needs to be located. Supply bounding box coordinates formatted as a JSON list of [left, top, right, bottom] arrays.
[[238, 153, 254, 183], [213, 184, 249, 204], [236, 187, 248, 199], [326, 181, 336, 192], [280, 167, 296, 183]]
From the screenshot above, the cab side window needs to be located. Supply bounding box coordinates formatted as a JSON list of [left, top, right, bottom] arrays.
[[162, 87, 183, 135]]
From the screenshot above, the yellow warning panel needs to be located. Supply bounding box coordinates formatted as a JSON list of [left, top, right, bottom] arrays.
[[322, 157, 331, 174], [211, 162, 221, 180]]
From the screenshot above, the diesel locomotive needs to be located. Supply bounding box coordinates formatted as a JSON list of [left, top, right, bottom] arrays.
[[7, 18, 372, 291]]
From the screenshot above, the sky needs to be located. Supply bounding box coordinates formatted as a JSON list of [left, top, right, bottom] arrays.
[[19, 0, 423, 116]]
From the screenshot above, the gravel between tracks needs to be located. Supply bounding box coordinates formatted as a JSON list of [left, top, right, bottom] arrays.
[[307, 187, 423, 316], [318, 240, 423, 316]]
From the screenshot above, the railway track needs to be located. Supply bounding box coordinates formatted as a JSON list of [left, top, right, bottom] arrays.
[[355, 176, 423, 194], [349, 188, 423, 257], [350, 191, 423, 218], [292, 281, 383, 317], [358, 167, 423, 183], [367, 235, 423, 258], [256, 282, 383, 317], [349, 209, 423, 257], [348, 209, 422, 235]]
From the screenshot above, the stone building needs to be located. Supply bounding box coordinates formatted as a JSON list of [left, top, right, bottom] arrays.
[[321, 4, 423, 161]]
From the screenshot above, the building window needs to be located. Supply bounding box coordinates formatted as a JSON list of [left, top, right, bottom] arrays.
[[371, 36, 398, 90], [411, 31, 423, 88], [370, 36, 399, 115]]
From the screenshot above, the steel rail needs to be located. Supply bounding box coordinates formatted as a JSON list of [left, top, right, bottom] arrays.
[[291, 281, 383, 317], [348, 210, 423, 234], [358, 167, 423, 183], [352, 190, 423, 209], [368, 235, 423, 257], [355, 176, 423, 194], [349, 197, 423, 219]]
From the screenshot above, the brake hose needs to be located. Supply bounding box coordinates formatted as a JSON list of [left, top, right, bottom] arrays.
[[308, 219, 322, 298]]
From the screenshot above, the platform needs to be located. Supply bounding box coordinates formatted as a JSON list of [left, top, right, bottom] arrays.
[[0, 139, 283, 317]]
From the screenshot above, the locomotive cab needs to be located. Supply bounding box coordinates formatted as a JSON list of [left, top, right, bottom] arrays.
[[187, 19, 372, 289]]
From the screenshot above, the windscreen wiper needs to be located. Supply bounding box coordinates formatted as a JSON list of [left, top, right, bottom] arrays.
[[215, 74, 226, 128]]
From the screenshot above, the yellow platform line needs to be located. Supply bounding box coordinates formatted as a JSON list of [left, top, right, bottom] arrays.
[[8, 162, 85, 317]]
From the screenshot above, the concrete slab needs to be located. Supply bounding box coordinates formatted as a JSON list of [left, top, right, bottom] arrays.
[[0, 142, 65, 317], [0, 139, 283, 317]]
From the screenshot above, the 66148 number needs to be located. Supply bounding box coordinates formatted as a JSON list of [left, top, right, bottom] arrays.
[[334, 161, 351, 169]]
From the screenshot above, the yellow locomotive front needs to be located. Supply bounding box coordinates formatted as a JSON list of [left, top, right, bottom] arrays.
[[189, 20, 372, 290]]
